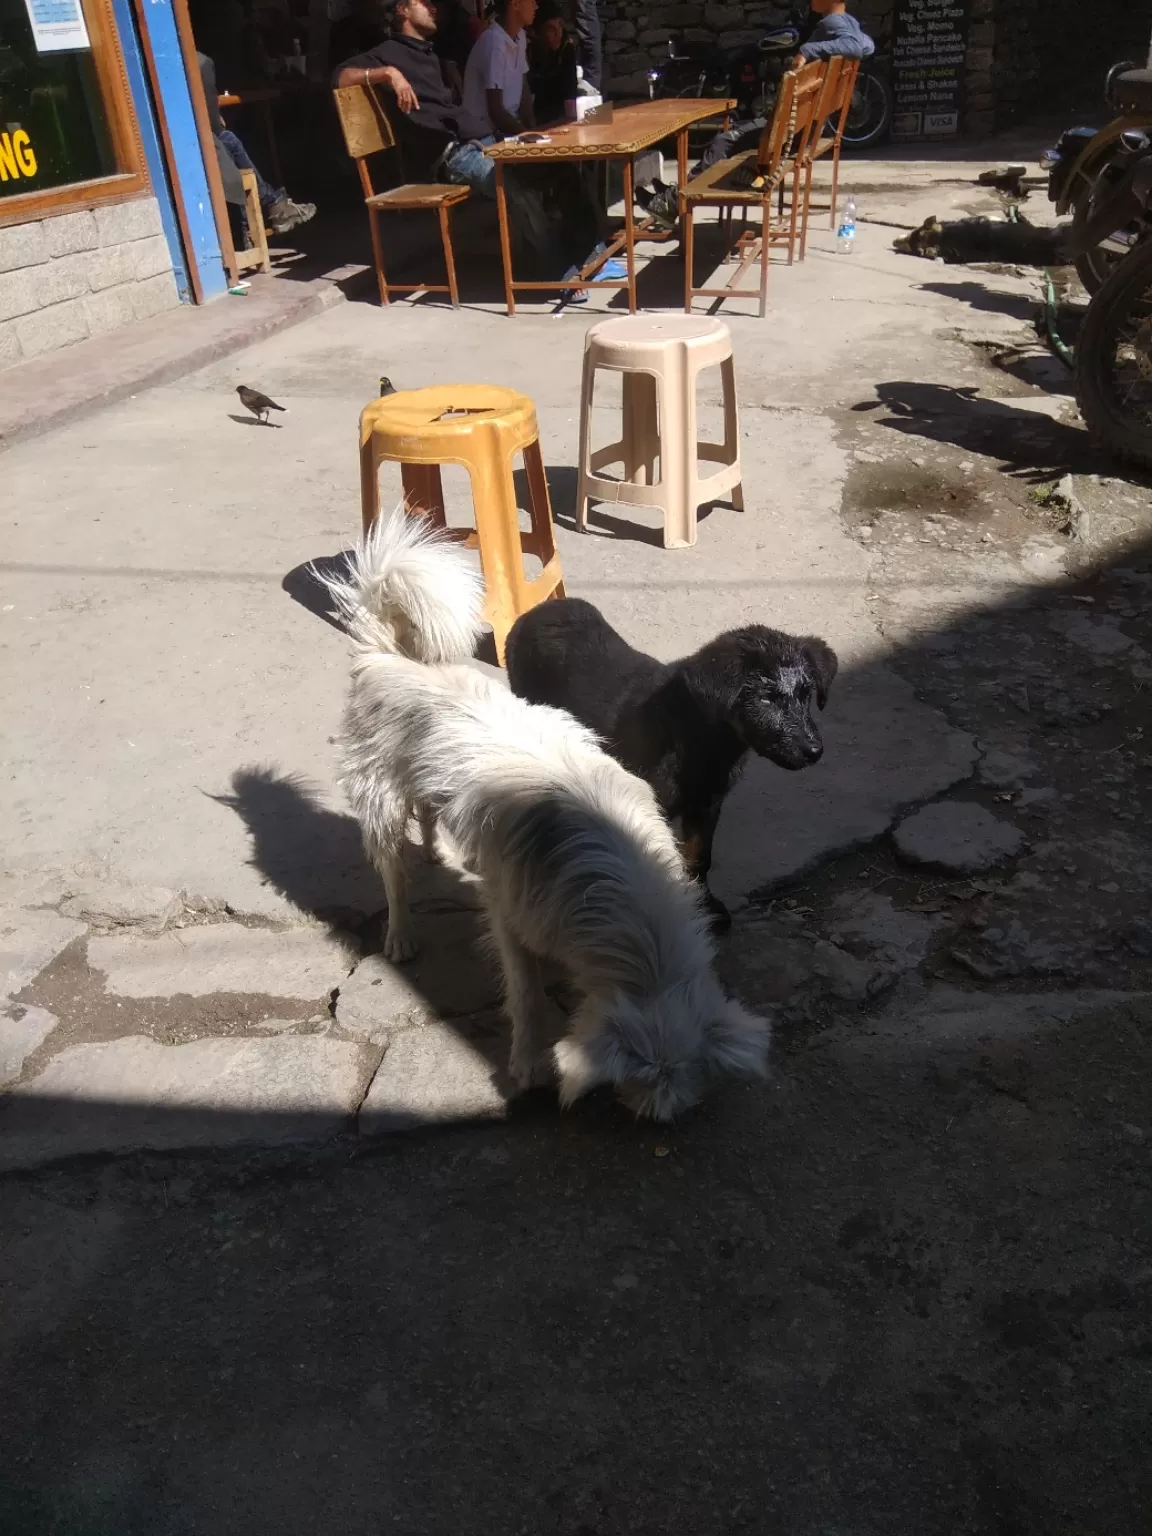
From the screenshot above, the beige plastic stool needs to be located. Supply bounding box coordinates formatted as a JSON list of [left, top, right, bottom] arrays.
[[576, 315, 743, 550], [359, 384, 565, 664]]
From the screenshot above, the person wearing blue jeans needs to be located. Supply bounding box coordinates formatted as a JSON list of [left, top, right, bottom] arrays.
[[336, 0, 605, 280], [198, 53, 316, 241]]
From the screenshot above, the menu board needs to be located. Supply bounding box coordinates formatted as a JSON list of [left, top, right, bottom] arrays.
[[891, 0, 969, 139]]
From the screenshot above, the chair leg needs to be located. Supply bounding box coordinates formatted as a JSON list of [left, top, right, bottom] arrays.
[[759, 205, 770, 319], [683, 205, 695, 313], [720, 355, 743, 510], [799, 161, 815, 260], [360, 435, 381, 538], [829, 141, 841, 230], [575, 357, 594, 532], [787, 162, 802, 264], [400, 463, 446, 526], [659, 360, 698, 550], [521, 438, 565, 600], [367, 207, 389, 305], [439, 203, 460, 308], [469, 456, 530, 664], [622, 371, 658, 485]]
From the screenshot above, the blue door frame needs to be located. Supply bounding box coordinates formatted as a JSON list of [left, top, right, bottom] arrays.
[[110, 0, 229, 301]]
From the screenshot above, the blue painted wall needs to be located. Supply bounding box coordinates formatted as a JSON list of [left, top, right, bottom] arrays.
[[111, 0, 229, 301]]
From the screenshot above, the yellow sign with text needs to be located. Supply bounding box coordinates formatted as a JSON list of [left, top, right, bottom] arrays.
[[0, 131, 39, 182]]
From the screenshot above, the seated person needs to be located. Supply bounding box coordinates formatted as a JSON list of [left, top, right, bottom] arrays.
[[336, 0, 603, 281], [456, 0, 536, 140], [527, 0, 577, 126], [639, 0, 874, 228], [198, 52, 316, 243]]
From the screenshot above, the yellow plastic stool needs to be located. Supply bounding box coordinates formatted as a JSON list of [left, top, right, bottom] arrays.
[[359, 384, 565, 664]]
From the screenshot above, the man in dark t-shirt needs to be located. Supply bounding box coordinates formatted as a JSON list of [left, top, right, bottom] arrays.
[[334, 0, 604, 279]]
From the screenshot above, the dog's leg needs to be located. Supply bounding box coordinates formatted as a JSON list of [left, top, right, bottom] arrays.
[[681, 802, 730, 934], [364, 802, 419, 962], [418, 803, 439, 865], [489, 912, 552, 1090]]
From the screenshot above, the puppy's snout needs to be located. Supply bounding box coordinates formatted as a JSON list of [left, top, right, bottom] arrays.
[[801, 737, 823, 764]]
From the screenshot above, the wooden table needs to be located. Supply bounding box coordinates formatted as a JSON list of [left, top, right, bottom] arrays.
[[483, 98, 735, 316]]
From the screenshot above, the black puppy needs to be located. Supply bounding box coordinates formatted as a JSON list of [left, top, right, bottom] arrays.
[[505, 598, 837, 930]]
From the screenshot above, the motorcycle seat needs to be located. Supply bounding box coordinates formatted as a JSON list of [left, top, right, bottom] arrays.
[[1113, 67, 1152, 112]]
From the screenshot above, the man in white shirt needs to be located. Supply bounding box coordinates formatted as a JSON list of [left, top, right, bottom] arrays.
[[458, 0, 537, 140]]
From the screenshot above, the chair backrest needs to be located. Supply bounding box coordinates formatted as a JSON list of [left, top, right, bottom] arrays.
[[754, 58, 825, 177], [806, 55, 844, 153], [333, 83, 398, 196], [828, 57, 861, 145]]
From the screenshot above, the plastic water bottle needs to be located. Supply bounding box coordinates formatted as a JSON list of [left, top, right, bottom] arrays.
[[837, 196, 857, 254]]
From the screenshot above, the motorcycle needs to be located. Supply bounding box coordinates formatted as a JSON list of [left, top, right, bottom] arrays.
[[1073, 98, 1152, 467], [1043, 60, 1152, 293], [645, 9, 893, 151]]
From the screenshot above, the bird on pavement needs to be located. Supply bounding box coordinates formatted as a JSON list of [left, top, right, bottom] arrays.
[[379, 376, 396, 396], [236, 385, 286, 425]]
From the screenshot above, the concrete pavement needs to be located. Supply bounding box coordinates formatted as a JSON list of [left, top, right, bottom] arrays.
[[0, 145, 1114, 1162]]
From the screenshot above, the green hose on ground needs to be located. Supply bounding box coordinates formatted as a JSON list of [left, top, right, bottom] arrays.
[[1044, 271, 1076, 370]]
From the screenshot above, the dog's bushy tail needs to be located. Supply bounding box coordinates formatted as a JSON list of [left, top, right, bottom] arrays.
[[319, 507, 484, 665]]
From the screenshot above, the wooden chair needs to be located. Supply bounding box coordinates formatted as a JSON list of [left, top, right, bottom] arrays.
[[802, 57, 861, 239], [234, 169, 271, 275], [683, 60, 826, 317], [332, 83, 470, 308]]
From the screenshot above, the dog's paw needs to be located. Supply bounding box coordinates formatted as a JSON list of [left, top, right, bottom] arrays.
[[383, 929, 418, 963]]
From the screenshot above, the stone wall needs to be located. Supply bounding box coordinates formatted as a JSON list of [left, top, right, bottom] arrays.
[[600, 0, 1148, 136], [602, 0, 792, 99], [0, 196, 179, 372]]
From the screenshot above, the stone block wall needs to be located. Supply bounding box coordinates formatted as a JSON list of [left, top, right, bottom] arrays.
[[602, 0, 793, 98], [0, 196, 179, 371], [600, 0, 1148, 136]]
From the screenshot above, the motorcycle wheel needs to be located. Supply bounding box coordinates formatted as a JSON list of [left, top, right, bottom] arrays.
[[840, 69, 893, 151], [1076, 238, 1152, 468], [1071, 171, 1128, 295]]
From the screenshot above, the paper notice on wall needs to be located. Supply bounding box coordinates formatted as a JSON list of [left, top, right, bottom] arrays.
[[23, 0, 91, 53]]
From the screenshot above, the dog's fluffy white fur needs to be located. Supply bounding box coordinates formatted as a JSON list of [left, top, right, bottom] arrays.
[[323, 510, 769, 1120]]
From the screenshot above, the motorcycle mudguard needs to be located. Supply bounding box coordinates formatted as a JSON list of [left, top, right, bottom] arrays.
[[1054, 116, 1152, 214]]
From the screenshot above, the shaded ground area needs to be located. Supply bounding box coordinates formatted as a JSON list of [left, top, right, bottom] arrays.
[[2, 986, 1150, 1536]]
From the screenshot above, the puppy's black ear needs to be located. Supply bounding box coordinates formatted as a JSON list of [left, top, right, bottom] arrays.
[[801, 638, 838, 709]]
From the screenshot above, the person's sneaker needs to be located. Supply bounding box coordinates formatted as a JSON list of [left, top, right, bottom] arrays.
[[266, 196, 316, 235], [644, 188, 678, 232]]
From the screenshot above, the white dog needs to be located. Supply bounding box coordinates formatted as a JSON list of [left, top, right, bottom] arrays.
[[323, 510, 769, 1120]]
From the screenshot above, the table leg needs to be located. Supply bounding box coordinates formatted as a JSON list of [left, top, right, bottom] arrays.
[[676, 126, 688, 259], [623, 157, 637, 314], [495, 162, 516, 317]]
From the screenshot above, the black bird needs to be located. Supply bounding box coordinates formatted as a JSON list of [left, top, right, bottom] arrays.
[[379, 376, 396, 396], [236, 385, 286, 425]]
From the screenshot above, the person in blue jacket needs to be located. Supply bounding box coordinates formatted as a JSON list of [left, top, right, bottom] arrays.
[[638, 0, 874, 228]]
